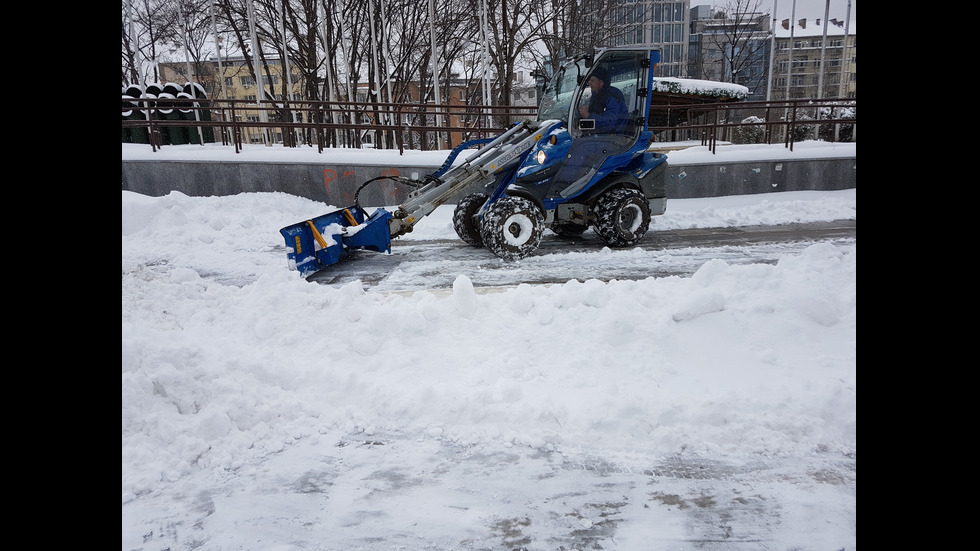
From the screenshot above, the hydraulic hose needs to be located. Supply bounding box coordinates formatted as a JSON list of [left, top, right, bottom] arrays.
[[432, 138, 496, 178]]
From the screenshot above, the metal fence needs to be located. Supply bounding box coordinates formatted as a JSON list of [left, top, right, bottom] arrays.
[[649, 97, 856, 153], [122, 96, 855, 154]]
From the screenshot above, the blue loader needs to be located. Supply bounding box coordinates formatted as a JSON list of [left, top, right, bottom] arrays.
[[281, 48, 669, 277]]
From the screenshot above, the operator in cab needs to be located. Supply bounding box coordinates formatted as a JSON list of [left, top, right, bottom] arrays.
[[550, 64, 631, 197], [578, 66, 628, 135]]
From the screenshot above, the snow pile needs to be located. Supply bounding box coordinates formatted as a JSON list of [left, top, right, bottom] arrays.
[[122, 187, 855, 549]]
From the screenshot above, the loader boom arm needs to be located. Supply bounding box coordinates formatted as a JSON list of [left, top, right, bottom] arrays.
[[388, 119, 553, 238]]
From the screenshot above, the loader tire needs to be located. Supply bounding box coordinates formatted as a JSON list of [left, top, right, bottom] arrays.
[[453, 192, 489, 247], [593, 188, 651, 247], [481, 196, 544, 261]]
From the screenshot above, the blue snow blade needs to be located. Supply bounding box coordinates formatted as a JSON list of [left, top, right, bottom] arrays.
[[280, 206, 393, 277]]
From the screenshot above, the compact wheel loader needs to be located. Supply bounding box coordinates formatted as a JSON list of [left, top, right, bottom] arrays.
[[280, 48, 669, 277]]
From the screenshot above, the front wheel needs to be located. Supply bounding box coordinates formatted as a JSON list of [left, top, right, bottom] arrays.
[[452, 192, 489, 247], [480, 196, 545, 261], [593, 188, 651, 247]]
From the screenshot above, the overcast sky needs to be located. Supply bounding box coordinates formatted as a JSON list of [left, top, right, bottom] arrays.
[[690, 0, 856, 21]]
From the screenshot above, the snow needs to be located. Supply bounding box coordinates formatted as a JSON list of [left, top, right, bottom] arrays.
[[122, 142, 856, 550], [652, 77, 749, 100]]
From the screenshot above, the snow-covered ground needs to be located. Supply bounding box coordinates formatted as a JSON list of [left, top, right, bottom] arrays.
[[122, 142, 856, 550]]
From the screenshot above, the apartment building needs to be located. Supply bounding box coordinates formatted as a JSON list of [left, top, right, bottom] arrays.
[[770, 18, 856, 100], [687, 7, 772, 101], [593, 2, 855, 101], [578, 0, 691, 78]]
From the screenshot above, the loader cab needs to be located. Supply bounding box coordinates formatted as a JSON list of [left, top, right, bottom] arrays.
[[530, 48, 660, 201], [536, 48, 657, 142]]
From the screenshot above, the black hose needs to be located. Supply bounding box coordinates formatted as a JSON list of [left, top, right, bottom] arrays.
[[353, 175, 429, 210], [353, 137, 498, 210], [351, 138, 496, 209]]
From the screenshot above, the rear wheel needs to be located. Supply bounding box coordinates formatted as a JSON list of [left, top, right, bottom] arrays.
[[593, 188, 651, 247], [481, 196, 545, 261], [452, 192, 489, 247]]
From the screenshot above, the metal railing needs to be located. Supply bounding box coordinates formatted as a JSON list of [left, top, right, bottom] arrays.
[[122, 96, 855, 154], [649, 97, 856, 152], [121, 97, 539, 154]]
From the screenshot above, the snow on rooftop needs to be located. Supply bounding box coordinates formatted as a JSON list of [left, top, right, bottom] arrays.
[[652, 77, 750, 100], [774, 20, 856, 38]]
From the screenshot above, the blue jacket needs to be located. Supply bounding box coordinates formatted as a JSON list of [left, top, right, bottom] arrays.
[[586, 86, 628, 134]]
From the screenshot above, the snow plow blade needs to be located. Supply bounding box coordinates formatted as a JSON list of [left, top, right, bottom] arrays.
[[279, 206, 393, 277]]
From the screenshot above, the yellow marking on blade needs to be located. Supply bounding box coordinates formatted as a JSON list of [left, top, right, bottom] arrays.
[[342, 209, 359, 226], [306, 221, 329, 249], [294, 235, 302, 254]]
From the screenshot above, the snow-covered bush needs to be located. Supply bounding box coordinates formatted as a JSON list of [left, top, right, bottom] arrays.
[[732, 115, 765, 144], [818, 103, 855, 142]]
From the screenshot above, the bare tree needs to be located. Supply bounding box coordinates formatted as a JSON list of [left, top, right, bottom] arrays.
[[478, 0, 554, 122], [122, 0, 613, 148], [156, 1, 223, 94], [697, 0, 771, 91], [122, 0, 181, 86], [274, 0, 323, 101]]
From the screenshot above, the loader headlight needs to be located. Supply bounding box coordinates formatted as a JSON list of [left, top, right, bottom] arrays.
[[535, 150, 547, 165]]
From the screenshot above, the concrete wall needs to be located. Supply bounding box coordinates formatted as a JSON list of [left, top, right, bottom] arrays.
[[121, 156, 856, 206], [664, 157, 856, 199], [122, 160, 447, 207]]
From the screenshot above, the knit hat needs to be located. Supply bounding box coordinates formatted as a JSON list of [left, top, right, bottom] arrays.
[[590, 66, 610, 85]]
